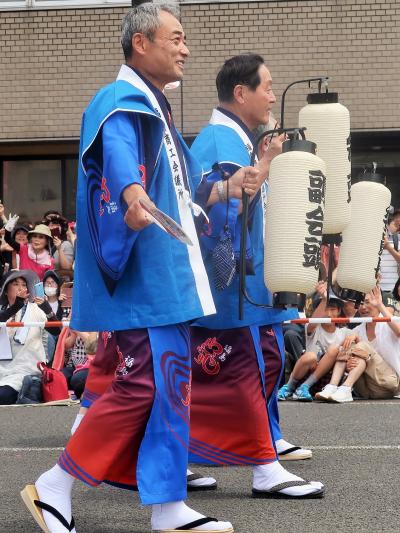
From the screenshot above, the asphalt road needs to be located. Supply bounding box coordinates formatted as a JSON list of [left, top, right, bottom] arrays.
[[1, 400, 400, 533]]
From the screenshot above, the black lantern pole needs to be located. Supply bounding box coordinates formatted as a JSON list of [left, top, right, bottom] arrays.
[[239, 76, 329, 320]]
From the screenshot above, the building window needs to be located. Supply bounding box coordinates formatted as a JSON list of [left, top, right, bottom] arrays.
[[2, 157, 78, 223]]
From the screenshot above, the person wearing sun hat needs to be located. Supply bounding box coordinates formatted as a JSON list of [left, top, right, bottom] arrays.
[[4, 220, 55, 280]]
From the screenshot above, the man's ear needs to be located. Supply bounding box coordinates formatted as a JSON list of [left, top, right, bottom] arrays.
[[132, 33, 147, 56], [233, 84, 246, 105]]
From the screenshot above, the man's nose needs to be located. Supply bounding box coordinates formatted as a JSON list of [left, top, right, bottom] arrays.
[[180, 42, 190, 57]]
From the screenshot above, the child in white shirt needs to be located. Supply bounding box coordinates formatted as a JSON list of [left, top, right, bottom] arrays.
[[316, 286, 400, 402], [278, 282, 349, 401]]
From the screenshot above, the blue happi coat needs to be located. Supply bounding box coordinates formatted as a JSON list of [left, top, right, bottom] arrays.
[[71, 67, 214, 332], [191, 114, 298, 329], [190, 111, 298, 444]]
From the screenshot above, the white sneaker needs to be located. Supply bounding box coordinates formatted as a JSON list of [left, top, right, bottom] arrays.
[[315, 384, 338, 402], [330, 386, 353, 403]]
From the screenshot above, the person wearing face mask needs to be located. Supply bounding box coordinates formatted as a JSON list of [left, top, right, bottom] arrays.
[[4, 220, 55, 280], [0, 270, 61, 405], [42, 271, 65, 363]]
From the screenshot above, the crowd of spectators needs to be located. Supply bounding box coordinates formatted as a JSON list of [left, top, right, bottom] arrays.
[[0, 200, 399, 407], [0, 203, 97, 405], [279, 210, 400, 403]]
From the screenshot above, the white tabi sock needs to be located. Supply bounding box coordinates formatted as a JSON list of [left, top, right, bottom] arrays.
[[35, 464, 76, 533], [253, 460, 323, 497], [70, 413, 85, 436], [151, 501, 232, 531], [186, 468, 217, 488]]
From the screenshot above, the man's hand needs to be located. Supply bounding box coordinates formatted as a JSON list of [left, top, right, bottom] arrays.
[[228, 166, 260, 199], [259, 131, 286, 164], [123, 184, 154, 231]]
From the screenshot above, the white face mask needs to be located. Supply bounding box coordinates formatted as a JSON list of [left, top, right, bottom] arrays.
[[44, 287, 57, 297]]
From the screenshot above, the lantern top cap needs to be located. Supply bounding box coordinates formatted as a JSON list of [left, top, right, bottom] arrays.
[[307, 92, 338, 104], [282, 138, 316, 155]]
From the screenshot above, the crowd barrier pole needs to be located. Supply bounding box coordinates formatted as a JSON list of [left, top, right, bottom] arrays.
[[1, 317, 400, 328], [285, 316, 400, 325], [0, 321, 70, 328]]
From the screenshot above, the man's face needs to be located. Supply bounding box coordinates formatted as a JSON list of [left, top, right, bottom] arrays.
[[241, 65, 276, 129], [141, 11, 189, 86]]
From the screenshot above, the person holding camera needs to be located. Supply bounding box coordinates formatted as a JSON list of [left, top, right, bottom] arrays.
[[0, 270, 61, 405], [42, 211, 74, 276]]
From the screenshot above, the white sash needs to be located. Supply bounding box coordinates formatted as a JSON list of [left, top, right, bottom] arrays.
[[117, 65, 215, 316], [209, 108, 268, 233]]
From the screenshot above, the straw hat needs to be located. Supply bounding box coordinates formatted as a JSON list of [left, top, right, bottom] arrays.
[[28, 224, 52, 240]]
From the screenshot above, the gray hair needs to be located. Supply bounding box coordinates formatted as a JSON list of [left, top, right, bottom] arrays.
[[121, 2, 180, 60]]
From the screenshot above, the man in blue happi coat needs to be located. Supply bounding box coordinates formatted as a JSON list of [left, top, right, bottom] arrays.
[[21, 5, 260, 533], [189, 54, 325, 498]]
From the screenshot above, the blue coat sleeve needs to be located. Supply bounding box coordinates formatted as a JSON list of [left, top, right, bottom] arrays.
[[102, 111, 144, 197], [84, 111, 145, 289]]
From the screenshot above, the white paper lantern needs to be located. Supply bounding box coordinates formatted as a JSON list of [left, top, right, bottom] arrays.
[[264, 139, 326, 307], [336, 180, 391, 297], [299, 93, 351, 235]]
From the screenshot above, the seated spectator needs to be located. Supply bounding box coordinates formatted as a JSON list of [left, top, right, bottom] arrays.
[[0, 270, 61, 405], [278, 282, 350, 401], [42, 211, 74, 278], [4, 219, 54, 280], [61, 330, 97, 399], [42, 270, 66, 363], [315, 286, 400, 402]]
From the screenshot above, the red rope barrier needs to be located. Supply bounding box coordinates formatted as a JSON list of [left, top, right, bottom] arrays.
[[0, 317, 398, 327]]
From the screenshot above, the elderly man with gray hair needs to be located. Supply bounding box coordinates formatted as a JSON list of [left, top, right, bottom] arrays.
[[20, 2, 239, 532]]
